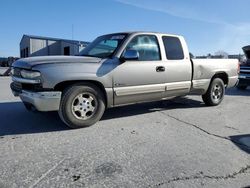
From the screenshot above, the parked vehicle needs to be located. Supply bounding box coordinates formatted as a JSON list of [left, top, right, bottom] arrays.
[[237, 45, 250, 90], [10, 32, 239, 128]]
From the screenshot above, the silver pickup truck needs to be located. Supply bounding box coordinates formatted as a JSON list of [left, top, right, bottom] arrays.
[[10, 32, 239, 128]]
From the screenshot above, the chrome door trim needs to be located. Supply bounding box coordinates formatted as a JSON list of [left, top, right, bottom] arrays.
[[114, 81, 192, 96], [114, 83, 166, 96], [166, 81, 191, 91]]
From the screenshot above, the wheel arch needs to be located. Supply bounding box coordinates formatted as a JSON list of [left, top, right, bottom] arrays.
[[211, 72, 229, 87], [54, 80, 108, 107]]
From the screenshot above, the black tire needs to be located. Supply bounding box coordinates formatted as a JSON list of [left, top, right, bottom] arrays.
[[236, 85, 247, 90], [202, 78, 225, 106], [58, 83, 105, 128]]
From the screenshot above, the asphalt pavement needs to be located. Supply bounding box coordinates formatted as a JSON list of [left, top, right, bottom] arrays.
[[0, 67, 9, 76], [0, 77, 249, 188]]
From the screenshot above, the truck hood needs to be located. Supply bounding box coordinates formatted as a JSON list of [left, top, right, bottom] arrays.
[[12, 56, 102, 69]]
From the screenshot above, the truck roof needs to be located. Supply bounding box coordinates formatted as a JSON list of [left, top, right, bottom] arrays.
[[104, 31, 182, 38]]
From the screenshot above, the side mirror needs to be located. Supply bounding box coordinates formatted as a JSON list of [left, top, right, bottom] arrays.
[[121, 50, 139, 62]]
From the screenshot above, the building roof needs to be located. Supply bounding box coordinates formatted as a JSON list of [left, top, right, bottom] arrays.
[[21, 34, 90, 46]]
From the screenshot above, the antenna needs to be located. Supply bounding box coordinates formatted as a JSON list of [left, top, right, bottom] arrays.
[[72, 24, 74, 40], [72, 24, 77, 55]]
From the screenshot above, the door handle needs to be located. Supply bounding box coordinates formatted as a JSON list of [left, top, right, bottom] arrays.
[[156, 66, 165, 72]]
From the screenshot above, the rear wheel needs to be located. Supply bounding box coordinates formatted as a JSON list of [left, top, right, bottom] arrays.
[[202, 78, 225, 106], [59, 83, 105, 128]]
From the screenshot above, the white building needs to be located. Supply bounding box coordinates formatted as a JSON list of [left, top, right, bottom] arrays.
[[20, 35, 89, 58]]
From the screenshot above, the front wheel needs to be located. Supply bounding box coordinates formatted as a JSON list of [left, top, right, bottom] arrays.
[[202, 78, 225, 106], [59, 83, 106, 128]]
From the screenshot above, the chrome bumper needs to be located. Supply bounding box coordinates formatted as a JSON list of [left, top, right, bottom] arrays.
[[14, 90, 62, 112]]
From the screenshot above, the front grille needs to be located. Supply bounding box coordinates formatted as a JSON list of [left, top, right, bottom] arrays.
[[13, 82, 22, 90], [11, 82, 22, 93], [240, 66, 250, 75], [22, 83, 42, 91], [11, 81, 44, 92]]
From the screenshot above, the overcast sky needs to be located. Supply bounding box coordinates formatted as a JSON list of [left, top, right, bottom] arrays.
[[0, 0, 249, 57]]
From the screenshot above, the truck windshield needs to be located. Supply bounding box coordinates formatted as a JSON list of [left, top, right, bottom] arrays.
[[80, 34, 128, 58]]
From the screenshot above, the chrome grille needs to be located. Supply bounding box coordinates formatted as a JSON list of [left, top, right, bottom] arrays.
[[240, 66, 250, 74]]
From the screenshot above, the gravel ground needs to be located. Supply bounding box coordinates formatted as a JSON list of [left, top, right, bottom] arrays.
[[0, 77, 249, 188]]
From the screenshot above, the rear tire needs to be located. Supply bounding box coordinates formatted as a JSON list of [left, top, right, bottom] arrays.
[[202, 78, 225, 106], [58, 83, 105, 128]]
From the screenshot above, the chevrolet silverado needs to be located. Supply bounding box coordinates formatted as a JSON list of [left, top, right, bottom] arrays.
[[10, 32, 239, 128]]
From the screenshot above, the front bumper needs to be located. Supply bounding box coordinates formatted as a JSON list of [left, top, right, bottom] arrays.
[[10, 75, 62, 112], [12, 89, 62, 112]]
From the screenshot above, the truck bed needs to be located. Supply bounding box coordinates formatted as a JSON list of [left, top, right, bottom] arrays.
[[191, 58, 239, 94]]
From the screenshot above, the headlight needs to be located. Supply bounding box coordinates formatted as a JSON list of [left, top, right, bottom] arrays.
[[20, 70, 41, 79]]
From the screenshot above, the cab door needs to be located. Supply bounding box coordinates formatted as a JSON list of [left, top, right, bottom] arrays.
[[160, 36, 192, 97], [113, 34, 167, 105]]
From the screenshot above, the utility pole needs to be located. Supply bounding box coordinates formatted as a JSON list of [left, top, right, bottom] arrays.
[[72, 24, 75, 55], [72, 24, 74, 40]]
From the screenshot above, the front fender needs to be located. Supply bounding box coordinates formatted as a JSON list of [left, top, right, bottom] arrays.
[[32, 61, 116, 89]]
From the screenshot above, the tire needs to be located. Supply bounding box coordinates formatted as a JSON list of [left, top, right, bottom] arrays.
[[236, 85, 247, 90], [58, 83, 106, 128], [202, 78, 225, 106]]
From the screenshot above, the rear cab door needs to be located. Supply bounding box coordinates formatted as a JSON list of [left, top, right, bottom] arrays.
[[159, 34, 192, 97]]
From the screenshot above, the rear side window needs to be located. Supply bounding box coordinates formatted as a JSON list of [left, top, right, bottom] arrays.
[[162, 36, 184, 60]]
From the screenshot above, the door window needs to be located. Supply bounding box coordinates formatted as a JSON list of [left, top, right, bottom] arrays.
[[125, 35, 161, 61], [162, 36, 184, 60]]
